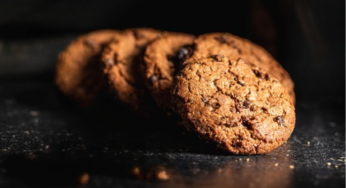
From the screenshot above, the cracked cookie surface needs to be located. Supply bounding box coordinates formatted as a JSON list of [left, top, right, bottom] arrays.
[[55, 30, 119, 106], [185, 33, 295, 104], [171, 56, 295, 154], [101, 28, 162, 117], [143, 32, 194, 114]]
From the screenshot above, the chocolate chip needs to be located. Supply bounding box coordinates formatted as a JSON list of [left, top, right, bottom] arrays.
[[261, 107, 268, 113], [169, 46, 192, 67], [150, 75, 157, 85], [264, 74, 269, 81], [233, 45, 242, 54], [252, 69, 261, 78], [243, 100, 251, 108], [234, 77, 246, 86], [177, 47, 189, 60], [211, 54, 224, 62], [236, 103, 242, 112], [252, 69, 269, 80], [236, 141, 243, 147], [274, 116, 285, 126], [211, 103, 221, 109], [237, 79, 246, 86], [214, 34, 231, 44], [133, 31, 145, 40], [202, 97, 209, 104], [242, 116, 257, 130]]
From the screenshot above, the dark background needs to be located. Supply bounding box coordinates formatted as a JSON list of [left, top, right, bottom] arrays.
[[0, 0, 344, 187]]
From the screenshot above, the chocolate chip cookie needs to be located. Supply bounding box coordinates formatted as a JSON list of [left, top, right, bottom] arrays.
[[101, 28, 162, 116], [185, 33, 295, 104], [143, 32, 195, 114], [55, 30, 119, 106], [171, 56, 295, 154]]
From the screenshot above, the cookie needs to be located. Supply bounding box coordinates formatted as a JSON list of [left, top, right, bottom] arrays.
[[171, 56, 295, 154], [55, 30, 119, 106], [143, 32, 195, 114], [185, 33, 295, 104], [101, 28, 162, 116]]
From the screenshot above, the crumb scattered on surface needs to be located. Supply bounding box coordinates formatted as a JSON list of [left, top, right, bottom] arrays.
[[131, 166, 170, 181], [78, 172, 89, 185], [307, 142, 310, 146], [275, 163, 278, 167], [327, 162, 331, 166], [239, 158, 242, 161], [289, 165, 294, 169], [246, 158, 250, 162], [157, 170, 169, 180], [335, 165, 338, 168]]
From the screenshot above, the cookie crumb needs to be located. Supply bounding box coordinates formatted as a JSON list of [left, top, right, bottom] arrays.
[[132, 167, 141, 177], [307, 142, 310, 146], [239, 158, 242, 161], [275, 163, 278, 167], [327, 162, 331, 166], [131, 166, 170, 181], [157, 170, 169, 180], [289, 165, 294, 169], [335, 165, 338, 168], [246, 158, 250, 162], [78, 172, 89, 185]]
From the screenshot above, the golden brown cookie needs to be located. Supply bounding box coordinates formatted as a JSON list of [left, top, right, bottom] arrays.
[[185, 33, 295, 104], [142, 32, 195, 114], [55, 30, 119, 106], [101, 28, 162, 117], [171, 56, 295, 154]]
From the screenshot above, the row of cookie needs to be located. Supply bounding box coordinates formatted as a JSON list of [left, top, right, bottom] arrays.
[[56, 28, 294, 115], [56, 28, 161, 117], [55, 28, 295, 154]]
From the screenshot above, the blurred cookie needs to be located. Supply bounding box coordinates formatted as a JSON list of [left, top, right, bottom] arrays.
[[185, 33, 295, 104], [171, 56, 295, 154], [143, 32, 194, 114], [101, 28, 162, 117], [55, 30, 119, 106]]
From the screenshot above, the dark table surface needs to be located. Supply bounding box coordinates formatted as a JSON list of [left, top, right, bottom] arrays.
[[0, 35, 344, 188], [0, 1, 344, 187]]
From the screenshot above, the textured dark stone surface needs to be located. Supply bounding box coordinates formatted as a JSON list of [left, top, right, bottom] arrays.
[[0, 39, 344, 188], [0, 0, 344, 187]]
